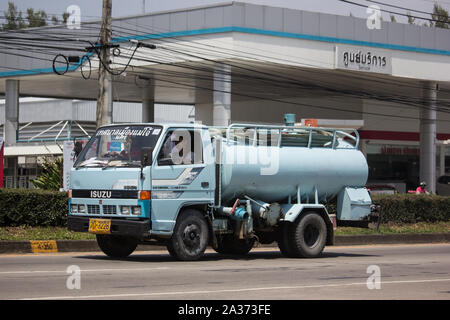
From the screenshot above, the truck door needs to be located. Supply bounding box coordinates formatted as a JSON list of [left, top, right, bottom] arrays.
[[150, 128, 214, 233]]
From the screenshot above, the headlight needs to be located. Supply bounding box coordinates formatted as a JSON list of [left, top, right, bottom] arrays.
[[132, 206, 141, 216], [121, 206, 131, 215], [78, 205, 86, 214], [71, 204, 78, 213]]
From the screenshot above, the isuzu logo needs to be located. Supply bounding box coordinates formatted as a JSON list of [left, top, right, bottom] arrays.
[[72, 189, 138, 199], [90, 191, 112, 199]]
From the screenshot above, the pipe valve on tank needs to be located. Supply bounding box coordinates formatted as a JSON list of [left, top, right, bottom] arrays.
[[244, 195, 282, 227], [217, 199, 249, 221]]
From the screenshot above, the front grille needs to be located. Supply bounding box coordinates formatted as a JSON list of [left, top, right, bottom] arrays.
[[87, 204, 100, 215], [103, 205, 117, 215]]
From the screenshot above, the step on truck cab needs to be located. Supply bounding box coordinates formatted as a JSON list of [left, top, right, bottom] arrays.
[[68, 120, 379, 260]]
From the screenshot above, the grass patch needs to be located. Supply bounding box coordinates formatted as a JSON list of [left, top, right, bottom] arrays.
[[0, 226, 96, 241], [335, 221, 450, 236]]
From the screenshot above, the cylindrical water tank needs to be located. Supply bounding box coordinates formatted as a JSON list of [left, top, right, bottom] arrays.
[[220, 141, 368, 204]]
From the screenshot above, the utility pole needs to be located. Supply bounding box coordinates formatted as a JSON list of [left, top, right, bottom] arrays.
[[96, 0, 113, 128]]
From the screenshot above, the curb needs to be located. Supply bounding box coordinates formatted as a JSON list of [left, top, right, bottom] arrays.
[[334, 233, 450, 245], [1, 233, 449, 254], [0, 240, 165, 254]]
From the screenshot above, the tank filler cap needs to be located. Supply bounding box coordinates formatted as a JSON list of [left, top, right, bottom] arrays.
[[284, 114, 296, 126]]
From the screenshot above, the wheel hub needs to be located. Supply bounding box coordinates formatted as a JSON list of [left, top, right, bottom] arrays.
[[183, 224, 200, 248], [304, 224, 320, 247]]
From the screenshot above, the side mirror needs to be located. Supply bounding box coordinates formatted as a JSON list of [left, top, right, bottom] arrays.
[[141, 147, 153, 167]]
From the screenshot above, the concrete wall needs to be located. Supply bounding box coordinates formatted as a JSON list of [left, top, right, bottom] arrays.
[[362, 99, 450, 136], [228, 95, 363, 124], [0, 99, 194, 125], [362, 99, 419, 133]]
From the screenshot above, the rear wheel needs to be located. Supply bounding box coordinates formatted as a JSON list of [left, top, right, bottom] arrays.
[[290, 212, 327, 258], [168, 209, 209, 261], [276, 222, 297, 258], [96, 235, 138, 258]]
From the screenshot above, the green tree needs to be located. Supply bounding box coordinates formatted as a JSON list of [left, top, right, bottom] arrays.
[[2, 2, 69, 30], [25, 8, 47, 28], [1, 2, 26, 30], [31, 157, 63, 191], [407, 11, 416, 25], [431, 3, 450, 29], [51, 15, 59, 25], [62, 12, 69, 24], [390, 14, 397, 23], [50, 12, 69, 25]]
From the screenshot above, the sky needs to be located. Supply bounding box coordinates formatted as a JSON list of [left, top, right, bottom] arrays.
[[1, 0, 450, 25]]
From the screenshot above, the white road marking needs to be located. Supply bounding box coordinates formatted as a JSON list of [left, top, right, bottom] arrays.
[[0, 267, 169, 275], [16, 278, 450, 300]]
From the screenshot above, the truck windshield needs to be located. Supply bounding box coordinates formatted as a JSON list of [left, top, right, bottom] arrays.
[[74, 125, 162, 168]]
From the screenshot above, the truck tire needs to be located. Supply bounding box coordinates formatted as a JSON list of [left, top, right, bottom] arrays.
[[96, 235, 138, 258], [166, 242, 177, 258], [290, 212, 327, 258], [169, 209, 209, 261], [276, 223, 297, 258], [215, 236, 255, 255]]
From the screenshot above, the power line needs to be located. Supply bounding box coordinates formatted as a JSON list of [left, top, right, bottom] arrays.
[[111, 17, 450, 95], [2, 10, 447, 98], [6, 25, 450, 117], [1, 59, 448, 124], [366, 0, 449, 19], [337, 0, 443, 22], [2, 21, 446, 105], [3, 12, 450, 121]]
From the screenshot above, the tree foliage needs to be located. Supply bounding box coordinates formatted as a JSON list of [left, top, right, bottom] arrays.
[[31, 157, 63, 191], [1, 1, 69, 31], [25, 8, 47, 28], [431, 3, 450, 29], [407, 11, 416, 25], [2, 2, 26, 30]]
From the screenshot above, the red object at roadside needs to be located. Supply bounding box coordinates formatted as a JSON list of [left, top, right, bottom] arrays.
[[416, 186, 427, 194]]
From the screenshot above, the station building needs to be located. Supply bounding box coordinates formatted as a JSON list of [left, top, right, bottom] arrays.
[[0, 1, 449, 192]]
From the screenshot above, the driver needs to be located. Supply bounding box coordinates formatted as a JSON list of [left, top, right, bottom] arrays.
[[169, 132, 193, 165], [119, 135, 141, 161]]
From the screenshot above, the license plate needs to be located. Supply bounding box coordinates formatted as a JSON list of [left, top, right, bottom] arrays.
[[88, 219, 111, 234]]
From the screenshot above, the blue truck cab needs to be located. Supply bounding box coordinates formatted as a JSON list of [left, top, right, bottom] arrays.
[[68, 123, 216, 259]]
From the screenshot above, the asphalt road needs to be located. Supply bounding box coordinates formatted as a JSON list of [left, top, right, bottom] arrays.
[[0, 243, 449, 300]]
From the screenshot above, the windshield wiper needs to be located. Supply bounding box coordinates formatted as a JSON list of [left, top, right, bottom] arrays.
[[76, 159, 108, 169], [101, 160, 141, 169]]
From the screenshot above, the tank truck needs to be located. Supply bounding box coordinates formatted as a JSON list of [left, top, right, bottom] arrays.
[[68, 115, 379, 260]]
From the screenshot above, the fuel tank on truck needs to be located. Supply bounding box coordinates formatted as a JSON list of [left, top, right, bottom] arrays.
[[216, 124, 368, 205]]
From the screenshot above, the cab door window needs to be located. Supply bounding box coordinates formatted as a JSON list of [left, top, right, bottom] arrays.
[[157, 129, 203, 166]]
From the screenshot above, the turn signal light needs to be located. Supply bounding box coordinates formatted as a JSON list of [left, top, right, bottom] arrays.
[[139, 191, 151, 200]]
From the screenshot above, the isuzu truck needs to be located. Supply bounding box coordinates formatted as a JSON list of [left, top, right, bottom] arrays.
[[68, 117, 378, 260]]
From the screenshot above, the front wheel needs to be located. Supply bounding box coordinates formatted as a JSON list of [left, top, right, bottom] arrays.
[[168, 209, 210, 261], [96, 234, 138, 258]]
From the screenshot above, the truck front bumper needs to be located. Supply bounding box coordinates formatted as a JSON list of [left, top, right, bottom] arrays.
[[68, 216, 151, 237]]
